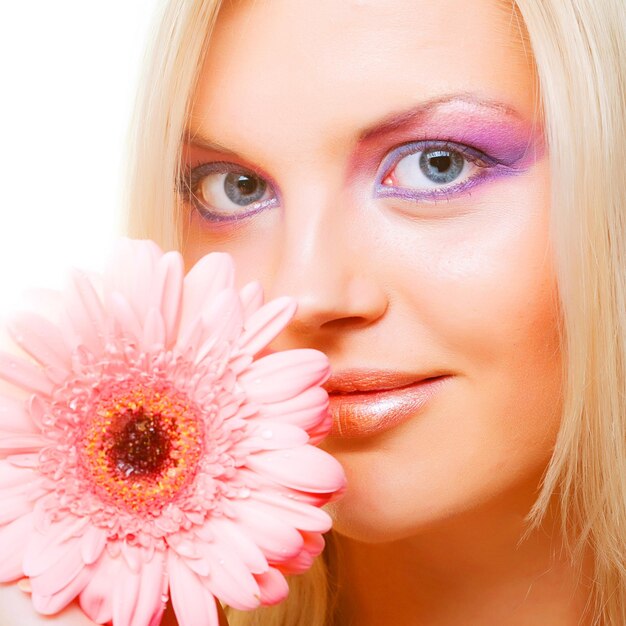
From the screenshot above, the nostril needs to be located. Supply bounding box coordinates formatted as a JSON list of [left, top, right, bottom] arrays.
[[319, 315, 377, 331], [274, 274, 388, 335]]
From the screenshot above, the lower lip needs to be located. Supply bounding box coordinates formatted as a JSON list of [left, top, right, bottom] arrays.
[[328, 376, 449, 439]]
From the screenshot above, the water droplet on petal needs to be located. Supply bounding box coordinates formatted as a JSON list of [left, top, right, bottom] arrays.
[[218, 558, 225, 566], [238, 488, 250, 498], [161, 593, 169, 603], [261, 429, 273, 439]]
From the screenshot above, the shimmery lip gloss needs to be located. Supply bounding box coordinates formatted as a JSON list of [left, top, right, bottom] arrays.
[[327, 374, 450, 439]]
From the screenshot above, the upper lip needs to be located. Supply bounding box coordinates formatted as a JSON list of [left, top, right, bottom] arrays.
[[323, 369, 444, 394]]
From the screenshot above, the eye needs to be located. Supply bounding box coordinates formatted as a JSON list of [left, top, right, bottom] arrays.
[[181, 162, 277, 221], [377, 141, 496, 201]]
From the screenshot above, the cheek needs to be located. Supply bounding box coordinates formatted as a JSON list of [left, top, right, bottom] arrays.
[[327, 168, 563, 540], [181, 207, 278, 287], [401, 167, 563, 453], [393, 167, 558, 373]]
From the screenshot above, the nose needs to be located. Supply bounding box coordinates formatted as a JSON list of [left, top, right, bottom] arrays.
[[266, 188, 388, 339]]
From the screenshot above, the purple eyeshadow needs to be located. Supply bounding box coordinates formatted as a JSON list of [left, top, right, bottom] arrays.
[[411, 107, 545, 165], [372, 110, 544, 203]]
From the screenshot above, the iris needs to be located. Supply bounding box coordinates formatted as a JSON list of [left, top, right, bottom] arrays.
[[419, 149, 465, 184], [223, 172, 267, 205]]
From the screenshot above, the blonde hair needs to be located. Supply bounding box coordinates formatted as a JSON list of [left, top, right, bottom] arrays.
[[123, 1, 626, 624]]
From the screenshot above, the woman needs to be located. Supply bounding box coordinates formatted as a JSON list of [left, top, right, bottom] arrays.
[[123, 0, 625, 624], [0, 0, 623, 625]]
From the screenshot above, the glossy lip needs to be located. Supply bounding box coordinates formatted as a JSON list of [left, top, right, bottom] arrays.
[[323, 370, 450, 439]]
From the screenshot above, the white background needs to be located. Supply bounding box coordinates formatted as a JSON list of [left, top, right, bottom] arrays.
[[0, 1, 160, 316]]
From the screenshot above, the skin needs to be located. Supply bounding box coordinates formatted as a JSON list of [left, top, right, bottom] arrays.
[[0, 1, 594, 625], [181, 0, 594, 624]]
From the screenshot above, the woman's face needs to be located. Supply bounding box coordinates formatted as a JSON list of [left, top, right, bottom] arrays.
[[182, 0, 561, 542]]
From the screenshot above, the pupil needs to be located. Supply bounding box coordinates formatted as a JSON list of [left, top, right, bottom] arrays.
[[419, 149, 464, 184], [236, 175, 257, 195], [109, 410, 171, 478], [224, 172, 267, 206], [430, 155, 451, 172]]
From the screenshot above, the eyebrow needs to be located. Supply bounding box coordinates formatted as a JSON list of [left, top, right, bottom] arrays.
[[183, 130, 237, 155], [183, 93, 525, 152], [358, 93, 525, 142]]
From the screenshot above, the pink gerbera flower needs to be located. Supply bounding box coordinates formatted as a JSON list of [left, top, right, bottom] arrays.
[[0, 239, 346, 626]]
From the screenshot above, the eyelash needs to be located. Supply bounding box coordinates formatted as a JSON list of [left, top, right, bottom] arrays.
[[178, 161, 279, 223], [375, 139, 502, 202], [179, 140, 505, 223]]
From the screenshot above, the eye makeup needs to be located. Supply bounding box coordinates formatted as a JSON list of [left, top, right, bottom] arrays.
[[180, 101, 544, 222], [374, 140, 501, 202], [427, 113, 543, 167], [180, 160, 279, 223], [370, 111, 544, 203], [354, 100, 544, 202], [357, 96, 544, 166]]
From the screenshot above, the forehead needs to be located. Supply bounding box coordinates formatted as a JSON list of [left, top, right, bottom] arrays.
[[189, 0, 535, 157]]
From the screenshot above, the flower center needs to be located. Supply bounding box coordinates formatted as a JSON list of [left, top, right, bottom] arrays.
[[79, 385, 204, 515], [110, 410, 171, 478]]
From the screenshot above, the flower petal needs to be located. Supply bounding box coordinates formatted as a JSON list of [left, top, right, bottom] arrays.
[[247, 488, 334, 532], [307, 411, 334, 445], [196, 289, 244, 362], [237, 296, 296, 357], [0, 492, 37, 525], [142, 307, 166, 353], [149, 251, 184, 349], [239, 281, 264, 320], [237, 421, 309, 452], [174, 313, 204, 360], [23, 515, 90, 577], [179, 252, 235, 342], [254, 566, 289, 605], [198, 516, 268, 575], [128, 552, 167, 626], [168, 551, 220, 626], [30, 538, 84, 596], [108, 291, 143, 342], [65, 269, 107, 354], [79, 552, 120, 624], [0, 433, 50, 455], [80, 525, 107, 566], [104, 238, 163, 324], [122, 540, 143, 574], [0, 513, 34, 581], [0, 351, 54, 396], [194, 538, 261, 611], [228, 352, 254, 376], [245, 444, 346, 494], [31, 564, 93, 616], [27, 394, 47, 430], [0, 461, 37, 488], [238, 349, 329, 403], [0, 476, 45, 513], [112, 562, 141, 626], [0, 394, 38, 433], [228, 499, 304, 561], [7, 312, 71, 380], [276, 530, 325, 575], [257, 386, 329, 431], [6, 452, 39, 468]]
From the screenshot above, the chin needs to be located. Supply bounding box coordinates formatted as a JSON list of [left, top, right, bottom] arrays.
[[323, 464, 549, 546], [323, 497, 442, 544]]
